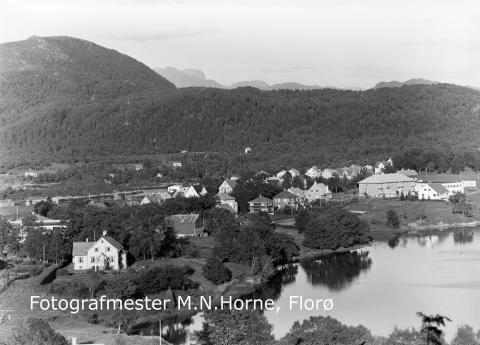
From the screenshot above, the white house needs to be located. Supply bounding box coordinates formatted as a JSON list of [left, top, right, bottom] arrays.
[[414, 183, 449, 200], [305, 166, 321, 179], [276, 170, 288, 179], [72, 233, 128, 271], [321, 169, 336, 180], [288, 187, 307, 204], [306, 182, 331, 201], [218, 179, 238, 194], [374, 158, 393, 174], [24, 170, 39, 178], [417, 175, 465, 195], [288, 168, 301, 178], [172, 162, 183, 168], [216, 193, 238, 213], [168, 184, 182, 194]]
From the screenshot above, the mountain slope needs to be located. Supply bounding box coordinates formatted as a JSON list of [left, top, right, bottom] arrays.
[[2, 37, 480, 171], [0, 36, 175, 126]]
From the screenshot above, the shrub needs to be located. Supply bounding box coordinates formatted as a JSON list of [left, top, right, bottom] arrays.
[[55, 268, 69, 277], [203, 257, 232, 284], [386, 209, 400, 228], [12, 318, 68, 345]]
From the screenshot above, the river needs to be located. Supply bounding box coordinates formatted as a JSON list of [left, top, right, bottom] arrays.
[[132, 227, 480, 344]]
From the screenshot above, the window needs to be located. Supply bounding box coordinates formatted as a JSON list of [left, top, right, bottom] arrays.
[[110, 257, 114, 262], [91, 257, 95, 263], [106, 247, 110, 252], [95, 248, 99, 252], [78, 257, 83, 263]]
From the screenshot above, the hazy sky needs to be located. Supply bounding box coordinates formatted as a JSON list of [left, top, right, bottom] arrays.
[[1, 0, 479, 88]]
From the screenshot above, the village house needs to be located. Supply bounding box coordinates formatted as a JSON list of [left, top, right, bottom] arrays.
[[248, 195, 274, 215], [172, 162, 183, 168], [413, 183, 449, 200], [25, 197, 48, 206], [141, 191, 172, 205], [336, 164, 363, 180], [276, 170, 288, 179], [266, 176, 282, 186], [218, 179, 238, 194], [230, 175, 241, 181], [273, 190, 298, 210], [287, 187, 307, 204], [216, 193, 238, 213], [72, 232, 128, 271], [0, 199, 14, 208], [167, 214, 204, 237], [358, 173, 415, 198], [168, 184, 182, 194], [305, 166, 321, 179], [288, 168, 301, 178], [10, 213, 65, 235], [24, 170, 39, 178], [374, 158, 393, 174], [321, 169, 336, 180], [306, 182, 331, 201]]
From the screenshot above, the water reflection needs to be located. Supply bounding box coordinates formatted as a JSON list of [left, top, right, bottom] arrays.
[[453, 230, 474, 244], [250, 264, 298, 301], [129, 315, 194, 344], [300, 251, 372, 292]]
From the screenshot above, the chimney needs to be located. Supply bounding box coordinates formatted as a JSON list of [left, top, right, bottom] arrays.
[[71, 337, 77, 345], [103, 230, 107, 237], [86, 238, 88, 242]]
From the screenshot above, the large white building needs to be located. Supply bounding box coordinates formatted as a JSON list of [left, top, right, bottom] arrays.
[[72, 233, 128, 271], [414, 183, 449, 200], [358, 173, 415, 198]]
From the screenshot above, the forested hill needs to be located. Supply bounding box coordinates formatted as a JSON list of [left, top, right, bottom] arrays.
[[0, 36, 175, 124], [1, 37, 480, 171]]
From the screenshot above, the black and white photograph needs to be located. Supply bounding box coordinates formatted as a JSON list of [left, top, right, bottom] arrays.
[[1, 1, 480, 344]]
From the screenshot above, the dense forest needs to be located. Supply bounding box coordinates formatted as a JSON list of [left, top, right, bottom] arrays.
[[2, 36, 480, 172]]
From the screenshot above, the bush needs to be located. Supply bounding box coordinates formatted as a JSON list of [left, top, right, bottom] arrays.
[[386, 209, 400, 228], [55, 268, 69, 277], [203, 257, 232, 284], [12, 318, 68, 345]]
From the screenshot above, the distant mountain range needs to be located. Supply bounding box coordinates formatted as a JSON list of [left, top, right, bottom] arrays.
[[154, 67, 325, 90], [374, 78, 439, 89]]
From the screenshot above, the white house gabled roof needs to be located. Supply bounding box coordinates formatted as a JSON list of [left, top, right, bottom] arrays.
[[72, 235, 125, 256], [358, 173, 414, 184]]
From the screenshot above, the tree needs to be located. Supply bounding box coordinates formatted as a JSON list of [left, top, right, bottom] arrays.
[[303, 209, 371, 250], [195, 309, 275, 345], [202, 256, 232, 284], [451, 325, 480, 345], [386, 209, 400, 228], [279, 315, 374, 345], [12, 318, 68, 345], [416, 312, 451, 345], [110, 310, 139, 335], [281, 172, 293, 189], [450, 154, 465, 173]]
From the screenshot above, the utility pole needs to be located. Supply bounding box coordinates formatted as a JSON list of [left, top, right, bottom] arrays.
[[43, 242, 46, 265], [159, 319, 162, 345]]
